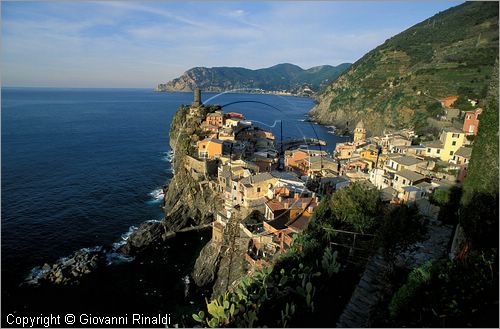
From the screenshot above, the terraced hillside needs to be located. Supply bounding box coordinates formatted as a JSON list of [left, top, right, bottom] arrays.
[[310, 1, 499, 136]]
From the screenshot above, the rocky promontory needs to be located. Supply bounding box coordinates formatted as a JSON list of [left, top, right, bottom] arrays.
[[156, 63, 351, 96]]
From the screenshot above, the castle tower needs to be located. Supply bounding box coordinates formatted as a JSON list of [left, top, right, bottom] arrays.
[[192, 88, 202, 107], [353, 120, 366, 142]]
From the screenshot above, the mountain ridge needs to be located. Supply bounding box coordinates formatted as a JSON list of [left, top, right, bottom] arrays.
[[155, 63, 351, 95]]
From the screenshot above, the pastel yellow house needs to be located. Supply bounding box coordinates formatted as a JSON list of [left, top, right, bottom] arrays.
[[439, 127, 466, 161], [423, 127, 466, 162]]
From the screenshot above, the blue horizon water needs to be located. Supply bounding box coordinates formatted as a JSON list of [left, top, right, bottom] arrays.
[[1, 88, 349, 320]]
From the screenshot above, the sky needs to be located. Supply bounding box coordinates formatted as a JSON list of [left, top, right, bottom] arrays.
[[1, 1, 463, 88]]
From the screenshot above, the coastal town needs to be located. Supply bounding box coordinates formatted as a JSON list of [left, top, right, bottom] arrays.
[[179, 89, 479, 272]]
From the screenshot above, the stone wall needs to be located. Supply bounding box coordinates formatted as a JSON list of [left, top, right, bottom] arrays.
[[184, 155, 218, 179]]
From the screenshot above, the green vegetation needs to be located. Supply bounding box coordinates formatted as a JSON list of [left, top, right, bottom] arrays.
[[460, 59, 499, 249], [387, 251, 498, 327], [376, 204, 427, 259], [430, 186, 461, 225], [312, 182, 383, 234], [159, 63, 352, 93], [388, 261, 432, 318], [192, 183, 432, 327], [314, 2, 498, 135], [377, 61, 499, 328]]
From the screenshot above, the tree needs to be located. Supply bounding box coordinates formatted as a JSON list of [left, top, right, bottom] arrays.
[[329, 182, 383, 234], [376, 204, 427, 258], [425, 100, 445, 116]]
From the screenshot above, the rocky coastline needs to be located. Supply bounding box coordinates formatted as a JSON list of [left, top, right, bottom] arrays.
[[23, 102, 227, 297]]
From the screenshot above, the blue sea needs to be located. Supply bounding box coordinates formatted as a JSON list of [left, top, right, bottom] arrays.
[[1, 88, 349, 325]]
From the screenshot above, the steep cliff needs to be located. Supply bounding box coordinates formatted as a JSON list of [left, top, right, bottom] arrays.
[[162, 104, 224, 231], [156, 63, 351, 95], [309, 2, 499, 136]]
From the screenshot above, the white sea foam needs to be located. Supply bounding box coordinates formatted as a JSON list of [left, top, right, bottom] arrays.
[[145, 219, 162, 224], [161, 150, 174, 163], [148, 188, 165, 203], [25, 266, 50, 285], [79, 246, 103, 254], [106, 252, 134, 265], [112, 225, 138, 250]]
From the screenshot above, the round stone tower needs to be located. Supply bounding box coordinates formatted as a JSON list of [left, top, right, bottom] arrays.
[[192, 88, 202, 107], [353, 120, 366, 142]]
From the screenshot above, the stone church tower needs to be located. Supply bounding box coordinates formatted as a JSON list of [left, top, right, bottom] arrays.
[[353, 120, 366, 142]]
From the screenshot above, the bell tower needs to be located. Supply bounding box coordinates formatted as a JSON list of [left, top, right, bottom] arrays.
[[353, 120, 366, 142]]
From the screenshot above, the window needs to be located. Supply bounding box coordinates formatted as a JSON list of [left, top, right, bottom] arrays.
[[452, 141, 456, 146], [256, 187, 261, 193], [427, 148, 431, 153], [437, 149, 441, 154], [395, 176, 399, 181], [450, 151, 453, 155], [402, 179, 406, 184]]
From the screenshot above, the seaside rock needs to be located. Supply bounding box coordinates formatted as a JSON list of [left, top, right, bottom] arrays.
[[118, 220, 169, 255], [192, 240, 222, 287], [24, 247, 106, 286], [162, 165, 222, 232]]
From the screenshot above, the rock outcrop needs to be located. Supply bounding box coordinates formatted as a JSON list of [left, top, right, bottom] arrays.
[[25, 247, 106, 286], [192, 240, 222, 287], [119, 221, 172, 255]]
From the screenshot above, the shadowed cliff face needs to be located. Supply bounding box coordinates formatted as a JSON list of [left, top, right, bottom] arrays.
[[166, 103, 249, 297], [162, 104, 224, 231]]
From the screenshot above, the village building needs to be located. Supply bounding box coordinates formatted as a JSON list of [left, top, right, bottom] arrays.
[[439, 127, 466, 161], [451, 146, 473, 183], [406, 145, 427, 157], [423, 140, 444, 158], [450, 146, 472, 166], [462, 108, 482, 136], [400, 185, 426, 204], [197, 138, 229, 159], [226, 112, 245, 120], [439, 95, 458, 108], [393, 169, 427, 192], [353, 120, 366, 142], [285, 148, 328, 170], [384, 155, 427, 173], [318, 175, 350, 195], [335, 143, 357, 160], [346, 158, 372, 172], [422, 127, 466, 162], [205, 111, 224, 127], [218, 127, 236, 141], [298, 156, 338, 176], [441, 108, 461, 122], [224, 117, 241, 128], [263, 196, 317, 249], [388, 135, 412, 152], [238, 172, 278, 207], [369, 168, 392, 190]]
